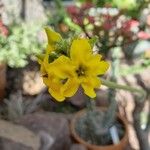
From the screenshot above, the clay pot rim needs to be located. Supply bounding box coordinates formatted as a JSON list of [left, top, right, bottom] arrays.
[[0, 63, 6, 100], [0, 63, 6, 69], [70, 107, 128, 149]]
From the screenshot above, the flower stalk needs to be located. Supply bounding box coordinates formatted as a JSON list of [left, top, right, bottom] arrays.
[[101, 78, 146, 101], [103, 47, 118, 128]]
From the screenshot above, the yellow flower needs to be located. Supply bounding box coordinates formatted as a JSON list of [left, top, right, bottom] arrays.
[[45, 26, 62, 45], [44, 56, 79, 101], [38, 27, 62, 77], [38, 28, 109, 101], [37, 51, 51, 78], [44, 27, 62, 54], [70, 39, 109, 98]]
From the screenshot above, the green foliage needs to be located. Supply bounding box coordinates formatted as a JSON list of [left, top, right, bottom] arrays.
[[5, 93, 24, 121], [77, 0, 149, 18], [88, 36, 98, 48], [47, 0, 81, 37], [77, 0, 111, 6], [112, 0, 138, 10], [0, 23, 43, 68], [55, 102, 77, 113], [108, 0, 148, 18], [93, 0, 112, 6]]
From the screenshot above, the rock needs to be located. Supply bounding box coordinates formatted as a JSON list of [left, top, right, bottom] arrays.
[[0, 138, 32, 150], [70, 144, 87, 150], [138, 68, 150, 90], [2, 0, 47, 24], [0, 120, 40, 150], [70, 144, 131, 150], [41, 95, 59, 111], [25, 0, 47, 23], [125, 145, 134, 150], [69, 88, 86, 108], [69, 86, 109, 108], [16, 112, 71, 150], [95, 88, 109, 107], [124, 40, 150, 57], [23, 70, 45, 95]]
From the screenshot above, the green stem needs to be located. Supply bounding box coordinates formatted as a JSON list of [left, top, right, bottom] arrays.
[[104, 47, 119, 128], [55, 0, 63, 9], [101, 78, 146, 101]]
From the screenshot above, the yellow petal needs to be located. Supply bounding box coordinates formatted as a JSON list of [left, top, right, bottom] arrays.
[[46, 44, 54, 54], [82, 84, 96, 98], [37, 54, 45, 64], [38, 56, 47, 76], [48, 88, 65, 102], [43, 77, 49, 86], [70, 39, 92, 63], [40, 64, 47, 76], [95, 61, 109, 75], [62, 78, 79, 97], [45, 76, 65, 101], [44, 53, 49, 62], [87, 55, 109, 76], [45, 27, 62, 45], [47, 55, 75, 78], [41, 55, 79, 101], [81, 77, 101, 98]]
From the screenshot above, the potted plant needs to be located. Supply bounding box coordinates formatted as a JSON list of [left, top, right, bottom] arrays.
[[38, 27, 146, 150], [0, 22, 43, 100]]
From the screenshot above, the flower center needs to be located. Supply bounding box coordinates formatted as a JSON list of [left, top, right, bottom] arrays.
[[42, 74, 48, 78], [76, 65, 86, 77], [60, 78, 68, 84]]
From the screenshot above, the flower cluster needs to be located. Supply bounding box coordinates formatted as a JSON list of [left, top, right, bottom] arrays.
[[38, 27, 109, 101], [66, 2, 94, 26]]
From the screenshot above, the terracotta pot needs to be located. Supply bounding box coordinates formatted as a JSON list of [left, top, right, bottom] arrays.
[[0, 64, 6, 100], [70, 108, 128, 150]]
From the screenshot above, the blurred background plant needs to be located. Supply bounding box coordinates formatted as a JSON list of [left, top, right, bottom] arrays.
[[0, 21, 43, 67], [46, 0, 82, 37], [66, 0, 150, 56]]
